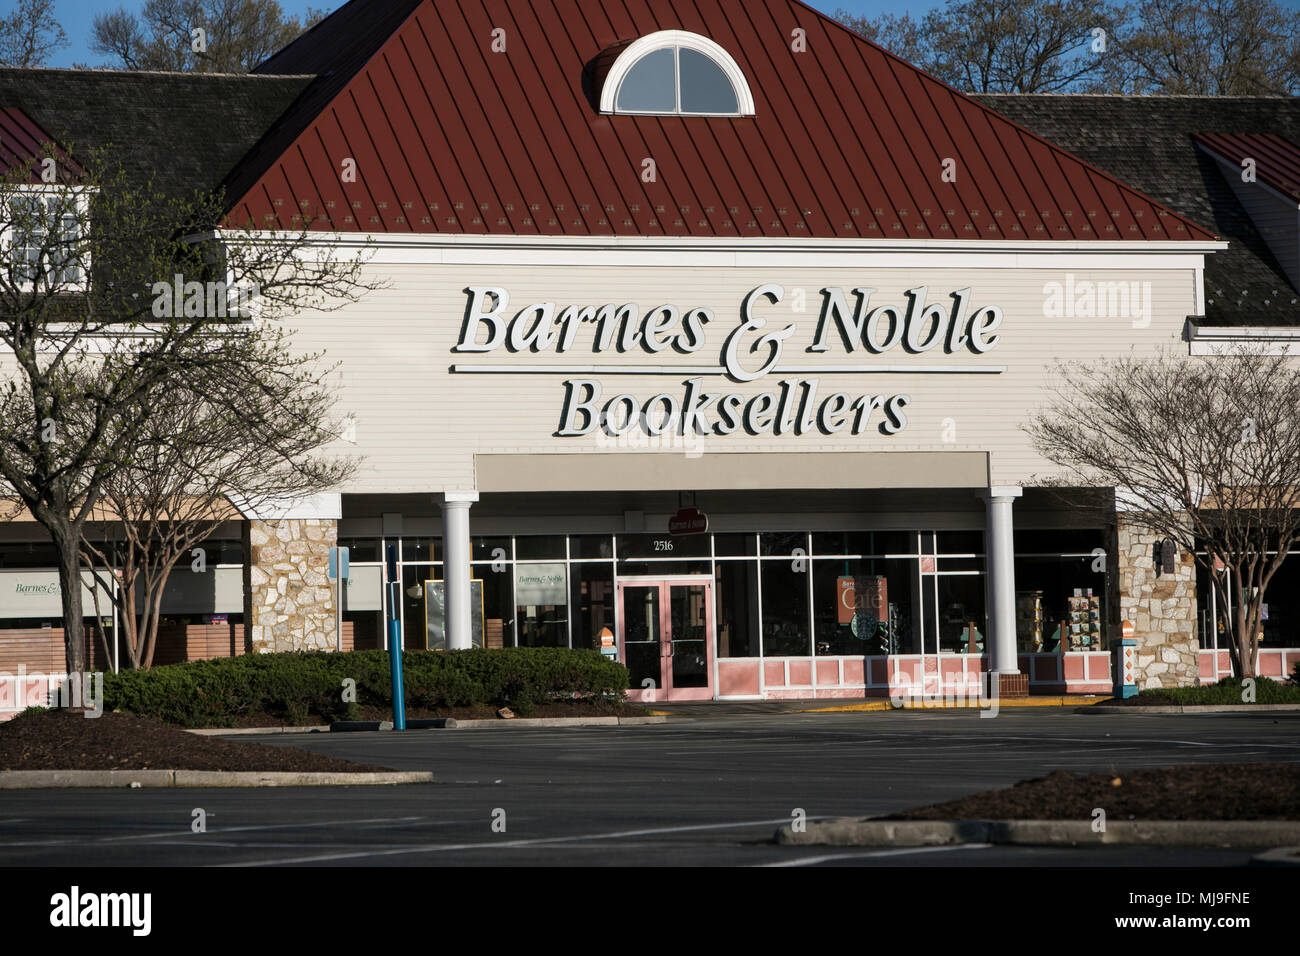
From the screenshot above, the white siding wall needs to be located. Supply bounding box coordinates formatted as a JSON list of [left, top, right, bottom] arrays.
[[300, 252, 1201, 491]]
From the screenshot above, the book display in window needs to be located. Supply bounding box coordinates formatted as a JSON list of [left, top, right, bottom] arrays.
[[1015, 590, 1043, 651], [1066, 589, 1102, 650]]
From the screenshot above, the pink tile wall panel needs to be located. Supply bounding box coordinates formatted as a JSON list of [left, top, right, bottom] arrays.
[[717, 660, 761, 697]]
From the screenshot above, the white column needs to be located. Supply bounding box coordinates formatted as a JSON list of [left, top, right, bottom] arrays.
[[984, 485, 1022, 674], [441, 491, 478, 650]]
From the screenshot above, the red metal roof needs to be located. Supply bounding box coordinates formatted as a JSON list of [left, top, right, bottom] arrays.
[[1194, 132, 1300, 202], [0, 107, 82, 183], [228, 0, 1217, 241]]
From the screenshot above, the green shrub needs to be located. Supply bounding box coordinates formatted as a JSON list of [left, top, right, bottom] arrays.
[[1138, 675, 1300, 705], [103, 647, 628, 727]]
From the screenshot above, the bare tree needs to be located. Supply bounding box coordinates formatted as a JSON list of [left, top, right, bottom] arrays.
[[837, 0, 1125, 93], [78, 322, 355, 671], [0, 0, 68, 67], [1025, 349, 1300, 678], [1108, 0, 1300, 95], [0, 143, 376, 693], [91, 0, 326, 73], [833, 9, 928, 66]]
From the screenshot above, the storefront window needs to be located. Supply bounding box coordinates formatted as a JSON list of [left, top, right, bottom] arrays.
[[1195, 559, 1215, 649], [516, 535, 567, 560], [402, 566, 434, 649], [338, 538, 380, 562], [936, 531, 983, 555], [570, 535, 614, 560], [0, 542, 59, 568], [515, 562, 567, 647], [760, 531, 808, 557], [196, 539, 243, 565], [936, 574, 986, 653], [471, 536, 509, 562], [403, 539, 442, 563], [1206, 555, 1299, 649], [570, 562, 615, 651], [761, 560, 810, 656], [715, 560, 759, 657], [343, 563, 383, 650], [713, 533, 757, 556], [1014, 544, 1107, 652], [810, 531, 911, 556], [475, 563, 514, 648], [812, 558, 917, 655]]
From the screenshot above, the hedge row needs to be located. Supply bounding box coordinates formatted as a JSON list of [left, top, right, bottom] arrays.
[[1138, 674, 1300, 705], [102, 647, 629, 727]]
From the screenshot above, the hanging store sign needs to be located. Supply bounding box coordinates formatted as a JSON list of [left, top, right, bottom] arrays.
[[450, 283, 1006, 439], [668, 507, 709, 535], [514, 564, 568, 605]]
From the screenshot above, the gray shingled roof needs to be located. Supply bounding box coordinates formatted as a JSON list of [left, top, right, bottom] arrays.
[[975, 94, 1300, 327], [0, 67, 313, 204]]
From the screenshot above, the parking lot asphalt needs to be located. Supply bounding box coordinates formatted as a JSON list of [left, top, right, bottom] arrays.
[[1, 709, 1297, 867]]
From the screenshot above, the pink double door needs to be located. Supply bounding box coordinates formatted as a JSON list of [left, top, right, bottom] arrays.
[[617, 576, 715, 702]]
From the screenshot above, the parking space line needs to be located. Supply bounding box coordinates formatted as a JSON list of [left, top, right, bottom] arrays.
[[221, 816, 803, 866], [759, 844, 994, 866]]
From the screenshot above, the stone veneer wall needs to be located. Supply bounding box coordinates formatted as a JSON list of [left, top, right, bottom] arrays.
[[1112, 517, 1198, 688], [242, 518, 338, 653]]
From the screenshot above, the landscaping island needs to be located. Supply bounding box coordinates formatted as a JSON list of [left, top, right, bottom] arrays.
[[0, 710, 388, 773], [886, 763, 1300, 822]]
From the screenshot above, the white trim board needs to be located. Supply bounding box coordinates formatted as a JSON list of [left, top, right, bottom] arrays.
[[212, 229, 1222, 270]]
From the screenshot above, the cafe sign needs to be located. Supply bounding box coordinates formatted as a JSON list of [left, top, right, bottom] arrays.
[[450, 283, 1005, 439]]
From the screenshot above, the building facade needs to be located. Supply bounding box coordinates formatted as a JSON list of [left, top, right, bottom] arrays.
[[3, 0, 1300, 708]]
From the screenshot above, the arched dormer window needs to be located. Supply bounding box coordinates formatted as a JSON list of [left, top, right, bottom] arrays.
[[599, 30, 755, 117]]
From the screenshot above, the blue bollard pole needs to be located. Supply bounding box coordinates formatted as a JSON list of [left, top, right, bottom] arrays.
[[385, 544, 406, 731], [388, 615, 406, 730]]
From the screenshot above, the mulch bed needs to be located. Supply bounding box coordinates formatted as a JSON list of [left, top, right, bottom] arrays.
[[0, 710, 389, 773], [886, 763, 1300, 821]]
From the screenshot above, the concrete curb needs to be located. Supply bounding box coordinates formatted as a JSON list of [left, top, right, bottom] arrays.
[[1251, 846, 1300, 866], [797, 696, 1110, 714], [0, 770, 435, 789], [330, 721, 394, 732], [647, 697, 1109, 717], [1078, 703, 1300, 715], [326, 715, 669, 730], [776, 818, 1300, 848], [187, 726, 328, 735], [445, 715, 668, 728]]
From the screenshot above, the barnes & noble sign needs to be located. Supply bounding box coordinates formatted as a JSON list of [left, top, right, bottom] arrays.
[[450, 284, 1005, 438]]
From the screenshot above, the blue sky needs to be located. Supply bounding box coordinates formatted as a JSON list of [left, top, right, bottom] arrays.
[[39, 0, 1300, 69]]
